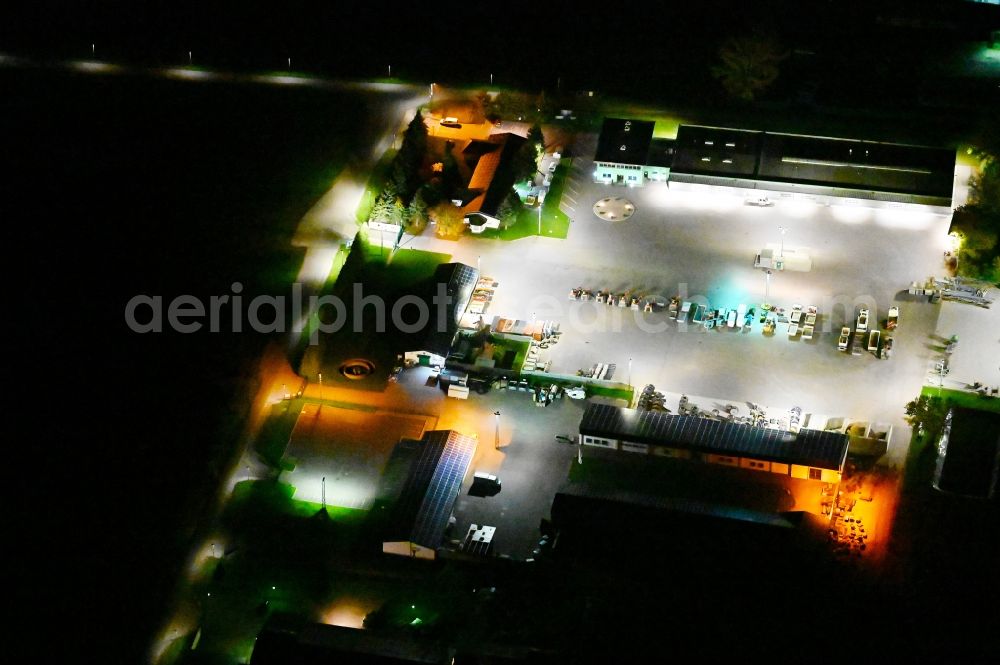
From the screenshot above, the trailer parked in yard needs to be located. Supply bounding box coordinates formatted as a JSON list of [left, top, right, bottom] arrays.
[[838, 327, 851, 351], [886, 306, 899, 330], [856, 308, 869, 333], [678, 301, 692, 323], [867, 330, 880, 353]]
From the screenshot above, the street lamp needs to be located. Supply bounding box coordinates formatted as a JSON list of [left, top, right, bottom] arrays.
[[490, 73, 493, 86], [388, 64, 391, 78], [778, 226, 786, 259], [627, 357, 633, 387], [477, 255, 481, 275], [321, 476, 326, 508], [494, 411, 502, 449], [318, 373, 323, 412], [188, 51, 192, 66], [764, 269, 772, 305], [537, 204, 542, 235], [287, 57, 291, 70]]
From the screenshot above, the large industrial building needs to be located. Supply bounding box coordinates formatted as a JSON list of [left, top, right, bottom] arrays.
[[933, 407, 1000, 499], [579, 403, 850, 484], [380, 430, 478, 560], [592, 118, 674, 186], [594, 118, 956, 211]]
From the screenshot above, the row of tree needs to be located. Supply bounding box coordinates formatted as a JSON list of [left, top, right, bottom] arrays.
[[370, 107, 546, 239], [952, 130, 1000, 283]]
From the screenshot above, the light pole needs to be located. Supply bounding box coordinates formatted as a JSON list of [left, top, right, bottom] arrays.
[[321, 476, 326, 508], [318, 373, 323, 412], [287, 57, 291, 70], [477, 255, 481, 275], [493, 411, 501, 450], [778, 226, 786, 259], [91, 43, 95, 56], [627, 357, 632, 387], [764, 269, 772, 305], [388, 64, 391, 78], [537, 204, 542, 235], [188, 51, 192, 66], [490, 73, 493, 86]]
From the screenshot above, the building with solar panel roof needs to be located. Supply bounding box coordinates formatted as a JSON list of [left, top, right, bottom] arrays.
[[580, 403, 849, 484], [381, 430, 478, 560]]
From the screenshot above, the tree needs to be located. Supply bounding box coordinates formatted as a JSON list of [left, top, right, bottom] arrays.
[[904, 395, 947, 439], [370, 185, 402, 225], [405, 187, 430, 234], [389, 112, 430, 203], [953, 140, 1000, 282], [430, 203, 465, 240], [497, 190, 523, 229], [511, 140, 539, 185], [527, 123, 545, 160], [439, 148, 462, 200], [400, 111, 428, 162], [711, 29, 788, 102]]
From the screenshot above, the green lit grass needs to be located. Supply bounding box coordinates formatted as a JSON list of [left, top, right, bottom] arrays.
[[253, 399, 305, 469], [600, 99, 693, 139], [355, 147, 398, 224], [920, 386, 1000, 414], [480, 159, 571, 240]]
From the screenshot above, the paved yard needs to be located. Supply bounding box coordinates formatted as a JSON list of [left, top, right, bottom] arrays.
[[438, 388, 586, 560], [407, 132, 958, 465], [283, 403, 432, 509]]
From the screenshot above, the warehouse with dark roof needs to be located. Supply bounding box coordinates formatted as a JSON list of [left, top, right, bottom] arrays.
[[670, 125, 955, 209], [933, 407, 1000, 499], [579, 403, 849, 483], [381, 430, 478, 560], [593, 118, 655, 186], [591, 117, 955, 210]]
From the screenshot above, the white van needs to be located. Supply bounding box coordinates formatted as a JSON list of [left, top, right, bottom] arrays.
[[744, 193, 773, 207]]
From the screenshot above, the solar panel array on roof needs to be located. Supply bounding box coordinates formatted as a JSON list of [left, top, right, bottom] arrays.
[[419, 263, 478, 356], [406, 430, 478, 550], [580, 403, 848, 471]]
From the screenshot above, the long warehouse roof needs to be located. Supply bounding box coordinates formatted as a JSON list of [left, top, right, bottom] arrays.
[[580, 403, 849, 471]]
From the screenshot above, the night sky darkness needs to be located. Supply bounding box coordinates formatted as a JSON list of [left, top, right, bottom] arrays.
[[6, 1, 998, 663]]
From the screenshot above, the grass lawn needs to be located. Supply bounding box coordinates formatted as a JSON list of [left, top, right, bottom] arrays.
[[600, 99, 694, 138], [587, 383, 635, 403], [355, 147, 398, 224], [190, 480, 368, 663], [253, 398, 305, 469], [480, 159, 572, 240], [920, 386, 1000, 414], [297, 239, 452, 386]]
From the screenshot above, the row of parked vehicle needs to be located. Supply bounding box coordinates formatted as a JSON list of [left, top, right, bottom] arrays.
[[568, 287, 644, 309], [838, 307, 897, 358]]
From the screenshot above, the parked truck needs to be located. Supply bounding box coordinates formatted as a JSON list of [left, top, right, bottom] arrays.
[[838, 327, 851, 351], [886, 306, 899, 330], [867, 329, 880, 353], [856, 308, 869, 333]]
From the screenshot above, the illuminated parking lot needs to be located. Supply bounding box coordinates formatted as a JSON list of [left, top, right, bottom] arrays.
[[408, 133, 959, 466]]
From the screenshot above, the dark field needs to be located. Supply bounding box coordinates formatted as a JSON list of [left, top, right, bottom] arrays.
[[5, 67, 376, 661]]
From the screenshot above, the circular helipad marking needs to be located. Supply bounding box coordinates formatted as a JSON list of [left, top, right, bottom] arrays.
[[593, 196, 635, 222]]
